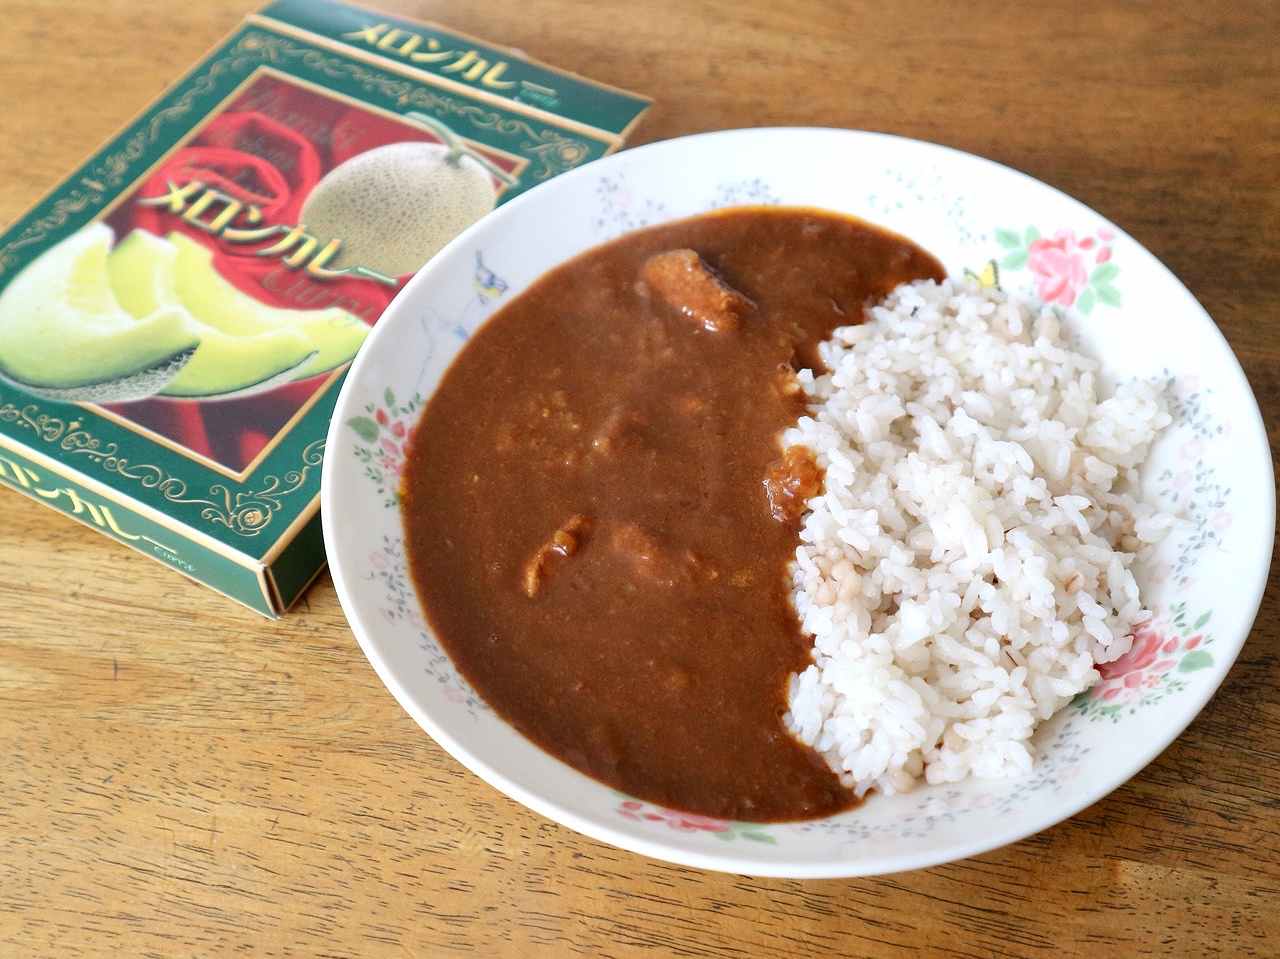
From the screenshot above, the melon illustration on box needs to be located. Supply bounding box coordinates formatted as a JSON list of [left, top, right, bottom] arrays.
[[0, 223, 200, 403], [300, 113, 515, 277], [0, 223, 369, 404], [157, 232, 368, 393]]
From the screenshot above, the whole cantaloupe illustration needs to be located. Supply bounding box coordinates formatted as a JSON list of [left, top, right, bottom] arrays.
[[301, 140, 497, 278]]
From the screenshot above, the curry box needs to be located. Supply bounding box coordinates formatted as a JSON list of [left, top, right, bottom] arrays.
[[0, 0, 649, 617]]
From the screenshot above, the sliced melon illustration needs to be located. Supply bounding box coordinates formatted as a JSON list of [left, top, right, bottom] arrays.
[[107, 228, 177, 318], [107, 230, 318, 400], [158, 328, 317, 400], [167, 232, 369, 380], [0, 222, 198, 402]]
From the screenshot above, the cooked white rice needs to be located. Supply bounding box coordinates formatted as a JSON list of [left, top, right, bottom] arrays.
[[783, 279, 1173, 795]]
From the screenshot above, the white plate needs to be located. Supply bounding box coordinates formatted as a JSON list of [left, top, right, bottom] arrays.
[[321, 128, 1273, 877]]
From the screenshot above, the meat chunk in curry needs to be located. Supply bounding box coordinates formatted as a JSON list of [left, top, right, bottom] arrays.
[[522, 514, 593, 598], [641, 248, 754, 332], [764, 447, 825, 525]]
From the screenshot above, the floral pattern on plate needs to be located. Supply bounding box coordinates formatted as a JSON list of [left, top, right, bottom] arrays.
[[996, 225, 1119, 313], [616, 799, 776, 843], [709, 177, 781, 208], [364, 533, 489, 719], [1156, 379, 1231, 590], [346, 390, 422, 508], [1072, 604, 1215, 720], [592, 173, 669, 236], [618, 707, 1094, 845]]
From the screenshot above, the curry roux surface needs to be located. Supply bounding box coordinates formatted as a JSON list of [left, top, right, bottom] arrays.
[[402, 207, 944, 821]]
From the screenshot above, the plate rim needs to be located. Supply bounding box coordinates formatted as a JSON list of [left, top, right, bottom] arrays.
[[321, 126, 1275, 877]]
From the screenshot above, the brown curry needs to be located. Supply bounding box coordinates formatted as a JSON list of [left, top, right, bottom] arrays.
[[401, 207, 944, 821]]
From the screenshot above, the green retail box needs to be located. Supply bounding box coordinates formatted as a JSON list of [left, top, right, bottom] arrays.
[[0, 0, 649, 616]]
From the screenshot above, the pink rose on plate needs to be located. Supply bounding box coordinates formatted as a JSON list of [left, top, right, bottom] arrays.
[[617, 801, 730, 833], [663, 811, 731, 833], [1028, 229, 1088, 306], [378, 454, 404, 479], [1099, 681, 1142, 704], [617, 800, 646, 821], [1098, 626, 1163, 680]]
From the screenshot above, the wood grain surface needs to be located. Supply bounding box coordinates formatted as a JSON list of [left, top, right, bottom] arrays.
[[2, 1, 1278, 956]]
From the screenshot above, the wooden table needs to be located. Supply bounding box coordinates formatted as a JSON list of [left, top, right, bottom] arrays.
[[2, 1, 1277, 955]]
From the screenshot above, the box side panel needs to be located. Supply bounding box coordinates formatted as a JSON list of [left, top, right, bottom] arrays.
[[268, 509, 327, 609], [0, 443, 275, 618], [259, 0, 650, 134]]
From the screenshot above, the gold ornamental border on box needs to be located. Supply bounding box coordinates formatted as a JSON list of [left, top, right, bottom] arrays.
[[0, 399, 325, 543]]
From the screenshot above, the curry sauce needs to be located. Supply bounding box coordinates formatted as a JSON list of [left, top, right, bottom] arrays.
[[401, 207, 944, 821]]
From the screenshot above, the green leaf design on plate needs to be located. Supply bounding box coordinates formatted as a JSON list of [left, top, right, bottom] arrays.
[[996, 228, 1022, 249], [712, 831, 734, 841], [741, 831, 776, 844], [1096, 285, 1122, 307], [1001, 250, 1028, 269], [1025, 225, 1041, 244], [1178, 650, 1213, 673], [1077, 288, 1096, 314], [347, 415, 380, 443], [384, 387, 396, 408], [1091, 262, 1119, 283], [1194, 611, 1212, 629]]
